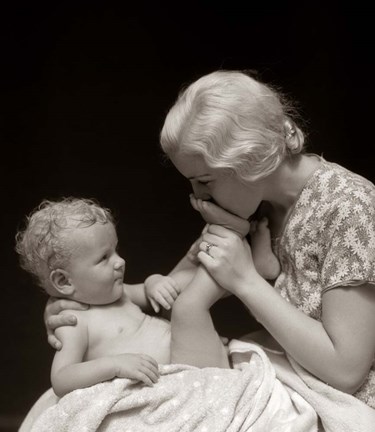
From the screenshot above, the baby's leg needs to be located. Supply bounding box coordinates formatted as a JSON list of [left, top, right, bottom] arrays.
[[250, 218, 281, 281], [170, 265, 230, 368]]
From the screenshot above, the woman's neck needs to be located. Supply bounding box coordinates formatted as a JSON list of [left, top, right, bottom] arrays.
[[264, 154, 321, 211], [260, 154, 322, 238]]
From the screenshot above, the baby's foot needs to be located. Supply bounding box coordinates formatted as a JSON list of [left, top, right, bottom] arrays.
[[250, 218, 281, 280], [190, 195, 250, 237]]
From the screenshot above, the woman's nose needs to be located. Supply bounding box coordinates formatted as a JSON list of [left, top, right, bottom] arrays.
[[192, 184, 210, 200]]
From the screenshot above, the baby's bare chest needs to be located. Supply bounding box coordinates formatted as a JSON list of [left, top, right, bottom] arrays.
[[84, 302, 148, 359]]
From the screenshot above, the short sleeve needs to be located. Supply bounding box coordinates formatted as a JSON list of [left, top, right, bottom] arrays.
[[321, 196, 375, 292]]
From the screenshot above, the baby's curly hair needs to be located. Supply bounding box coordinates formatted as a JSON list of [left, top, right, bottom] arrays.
[[15, 197, 114, 292]]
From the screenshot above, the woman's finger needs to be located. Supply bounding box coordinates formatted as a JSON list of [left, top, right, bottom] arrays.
[[201, 232, 224, 247], [47, 334, 62, 351], [195, 198, 205, 212], [46, 298, 88, 315], [206, 224, 234, 237], [197, 250, 216, 264], [189, 194, 199, 211], [46, 314, 77, 331], [202, 224, 209, 234]]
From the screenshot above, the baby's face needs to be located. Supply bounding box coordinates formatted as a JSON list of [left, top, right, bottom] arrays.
[[66, 222, 125, 305]]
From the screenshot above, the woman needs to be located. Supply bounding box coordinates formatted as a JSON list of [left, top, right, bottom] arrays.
[[159, 70, 375, 407], [46, 70, 375, 408]]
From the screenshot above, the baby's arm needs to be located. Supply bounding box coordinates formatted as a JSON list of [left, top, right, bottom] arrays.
[[123, 283, 150, 310], [144, 226, 224, 314], [51, 312, 159, 397], [144, 274, 181, 313], [141, 229, 210, 313]]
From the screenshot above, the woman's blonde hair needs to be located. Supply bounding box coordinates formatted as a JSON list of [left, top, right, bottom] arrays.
[[15, 197, 114, 292], [160, 70, 305, 182]]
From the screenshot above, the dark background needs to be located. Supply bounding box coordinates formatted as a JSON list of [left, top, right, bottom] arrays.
[[1, 1, 374, 430]]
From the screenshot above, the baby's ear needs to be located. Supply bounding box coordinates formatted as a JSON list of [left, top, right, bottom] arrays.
[[50, 269, 74, 296]]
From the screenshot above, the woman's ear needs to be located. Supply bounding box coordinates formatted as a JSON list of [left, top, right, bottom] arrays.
[[284, 118, 304, 153], [50, 269, 75, 296]]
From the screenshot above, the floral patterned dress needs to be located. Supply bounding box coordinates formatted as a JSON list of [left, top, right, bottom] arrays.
[[272, 157, 375, 408]]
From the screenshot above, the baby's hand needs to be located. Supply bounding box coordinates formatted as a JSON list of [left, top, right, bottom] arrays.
[[113, 353, 159, 386], [144, 274, 181, 313], [190, 194, 250, 238]]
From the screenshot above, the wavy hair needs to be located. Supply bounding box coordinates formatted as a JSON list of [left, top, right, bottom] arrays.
[[160, 70, 305, 182], [15, 197, 114, 292]]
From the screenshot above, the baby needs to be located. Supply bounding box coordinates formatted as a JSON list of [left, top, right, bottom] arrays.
[[15, 198, 185, 397], [16, 197, 280, 396]]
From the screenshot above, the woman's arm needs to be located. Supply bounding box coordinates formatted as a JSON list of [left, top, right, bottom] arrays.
[[199, 225, 375, 393], [239, 278, 375, 393]]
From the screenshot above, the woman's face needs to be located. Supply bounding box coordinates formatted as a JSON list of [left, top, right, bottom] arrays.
[[170, 152, 265, 219]]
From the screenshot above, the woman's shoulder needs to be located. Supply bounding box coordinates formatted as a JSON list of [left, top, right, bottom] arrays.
[[300, 158, 375, 210], [283, 158, 375, 247], [320, 159, 375, 191]]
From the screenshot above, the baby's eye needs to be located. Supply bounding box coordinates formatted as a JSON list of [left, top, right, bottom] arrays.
[[198, 180, 210, 185], [100, 254, 108, 262]]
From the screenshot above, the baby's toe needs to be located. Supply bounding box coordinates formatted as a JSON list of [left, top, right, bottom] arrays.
[[256, 217, 269, 233]]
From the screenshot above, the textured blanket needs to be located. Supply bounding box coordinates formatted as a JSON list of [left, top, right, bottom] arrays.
[[235, 336, 375, 432], [276, 352, 375, 432], [29, 341, 317, 432]]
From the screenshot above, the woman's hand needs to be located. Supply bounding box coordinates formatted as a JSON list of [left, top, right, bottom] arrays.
[[190, 195, 250, 238], [44, 297, 89, 350], [197, 224, 261, 296]]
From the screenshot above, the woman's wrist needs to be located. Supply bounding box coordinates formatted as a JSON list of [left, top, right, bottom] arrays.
[[236, 274, 280, 324], [233, 271, 267, 305]]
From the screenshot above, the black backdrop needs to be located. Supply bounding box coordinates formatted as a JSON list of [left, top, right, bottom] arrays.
[[1, 2, 374, 429]]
